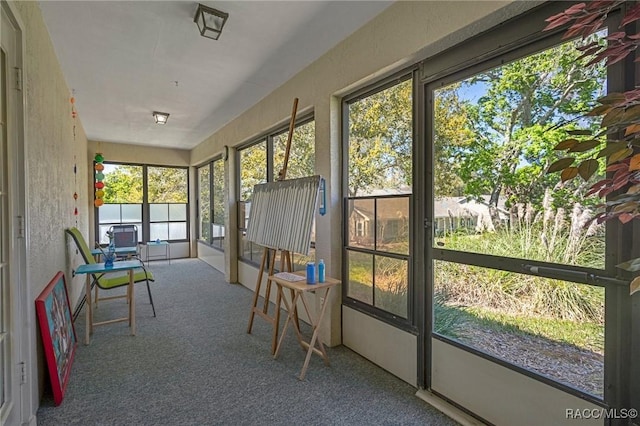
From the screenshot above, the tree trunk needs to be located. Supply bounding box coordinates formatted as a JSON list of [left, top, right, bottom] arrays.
[[489, 183, 502, 228]]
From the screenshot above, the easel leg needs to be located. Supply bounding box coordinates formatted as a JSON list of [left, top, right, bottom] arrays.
[[262, 249, 276, 314], [272, 284, 282, 355], [282, 250, 301, 330], [248, 247, 291, 357], [247, 247, 268, 333], [271, 249, 287, 354]]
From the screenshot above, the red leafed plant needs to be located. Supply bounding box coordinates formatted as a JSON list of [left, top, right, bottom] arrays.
[[544, 1, 640, 294]]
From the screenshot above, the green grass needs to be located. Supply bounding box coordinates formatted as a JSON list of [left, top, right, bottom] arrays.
[[433, 297, 463, 336], [347, 280, 372, 304], [434, 260, 605, 324], [434, 303, 604, 354]]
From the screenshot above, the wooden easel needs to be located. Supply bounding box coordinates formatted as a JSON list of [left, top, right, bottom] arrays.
[[247, 98, 299, 354]]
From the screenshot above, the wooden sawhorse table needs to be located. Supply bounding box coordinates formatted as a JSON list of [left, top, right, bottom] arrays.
[[270, 271, 340, 380]]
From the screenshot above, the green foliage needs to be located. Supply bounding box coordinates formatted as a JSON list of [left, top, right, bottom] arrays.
[[435, 192, 605, 329], [147, 166, 187, 203], [239, 120, 315, 202], [347, 251, 408, 318], [198, 165, 211, 241], [374, 256, 408, 317], [348, 79, 412, 196], [434, 304, 604, 354], [433, 84, 472, 196], [440, 204, 604, 268], [435, 257, 603, 327], [543, 2, 640, 294], [348, 255, 372, 287], [469, 307, 603, 353], [103, 165, 143, 203], [274, 120, 315, 180], [435, 36, 606, 213], [347, 276, 372, 305], [433, 295, 461, 337], [239, 142, 267, 201], [212, 159, 225, 224], [103, 164, 187, 205]]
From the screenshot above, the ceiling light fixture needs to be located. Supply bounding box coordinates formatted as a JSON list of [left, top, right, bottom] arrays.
[[194, 3, 229, 40], [153, 111, 170, 125]]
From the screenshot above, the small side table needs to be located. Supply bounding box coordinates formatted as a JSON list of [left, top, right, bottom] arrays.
[[89, 246, 140, 305], [145, 241, 170, 267], [75, 260, 144, 345], [270, 271, 340, 380]]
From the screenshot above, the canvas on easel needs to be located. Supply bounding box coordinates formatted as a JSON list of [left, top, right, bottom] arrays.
[[247, 97, 319, 353], [35, 271, 77, 406], [246, 175, 321, 255]]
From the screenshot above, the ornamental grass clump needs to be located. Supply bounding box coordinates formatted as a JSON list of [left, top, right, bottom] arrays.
[[434, 191, 604, 323]]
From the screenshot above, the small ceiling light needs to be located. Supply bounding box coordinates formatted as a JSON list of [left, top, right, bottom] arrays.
[[153, 111, 170, 125], [194, 3, 229, 40]]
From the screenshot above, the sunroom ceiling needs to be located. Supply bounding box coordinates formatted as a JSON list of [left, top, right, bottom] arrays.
[[38, 1, 393, 149]]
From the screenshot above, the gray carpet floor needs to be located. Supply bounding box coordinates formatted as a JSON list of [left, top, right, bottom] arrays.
[[37, 258, 458, 426]]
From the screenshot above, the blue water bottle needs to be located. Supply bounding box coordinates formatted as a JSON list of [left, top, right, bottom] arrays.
[[318, 259, 325, 283], [306, 262, 316, 284], [105, 238, 116, 268]]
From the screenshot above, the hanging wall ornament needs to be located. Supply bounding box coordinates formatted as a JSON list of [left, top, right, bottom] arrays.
[[71, 92, 79, 226], [94, 152, 105, 208], [73, 161, 78, 220]]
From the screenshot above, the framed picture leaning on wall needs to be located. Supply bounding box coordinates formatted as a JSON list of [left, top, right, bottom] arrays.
[[35, 271, 77, 405]]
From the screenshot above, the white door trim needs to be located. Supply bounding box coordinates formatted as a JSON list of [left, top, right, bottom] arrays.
[[1, 2, 31, 425]]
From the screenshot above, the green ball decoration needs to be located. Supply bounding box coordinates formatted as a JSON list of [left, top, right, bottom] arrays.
[[94, 152, 106, 208]]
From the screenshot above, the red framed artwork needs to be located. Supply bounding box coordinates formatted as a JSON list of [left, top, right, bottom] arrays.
[[35, 271, 77, 405]]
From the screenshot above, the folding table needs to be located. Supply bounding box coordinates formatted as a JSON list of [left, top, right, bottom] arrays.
[[270, 271, 340, 380], [75, 260, 144, 345]]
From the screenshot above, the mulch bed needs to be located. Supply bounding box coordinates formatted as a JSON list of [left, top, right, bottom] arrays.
[[455, 325, 603, 397]]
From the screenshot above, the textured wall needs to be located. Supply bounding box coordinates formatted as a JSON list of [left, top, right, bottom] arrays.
[[13, 0, 89, 302], [11, 0, 89, 419]]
